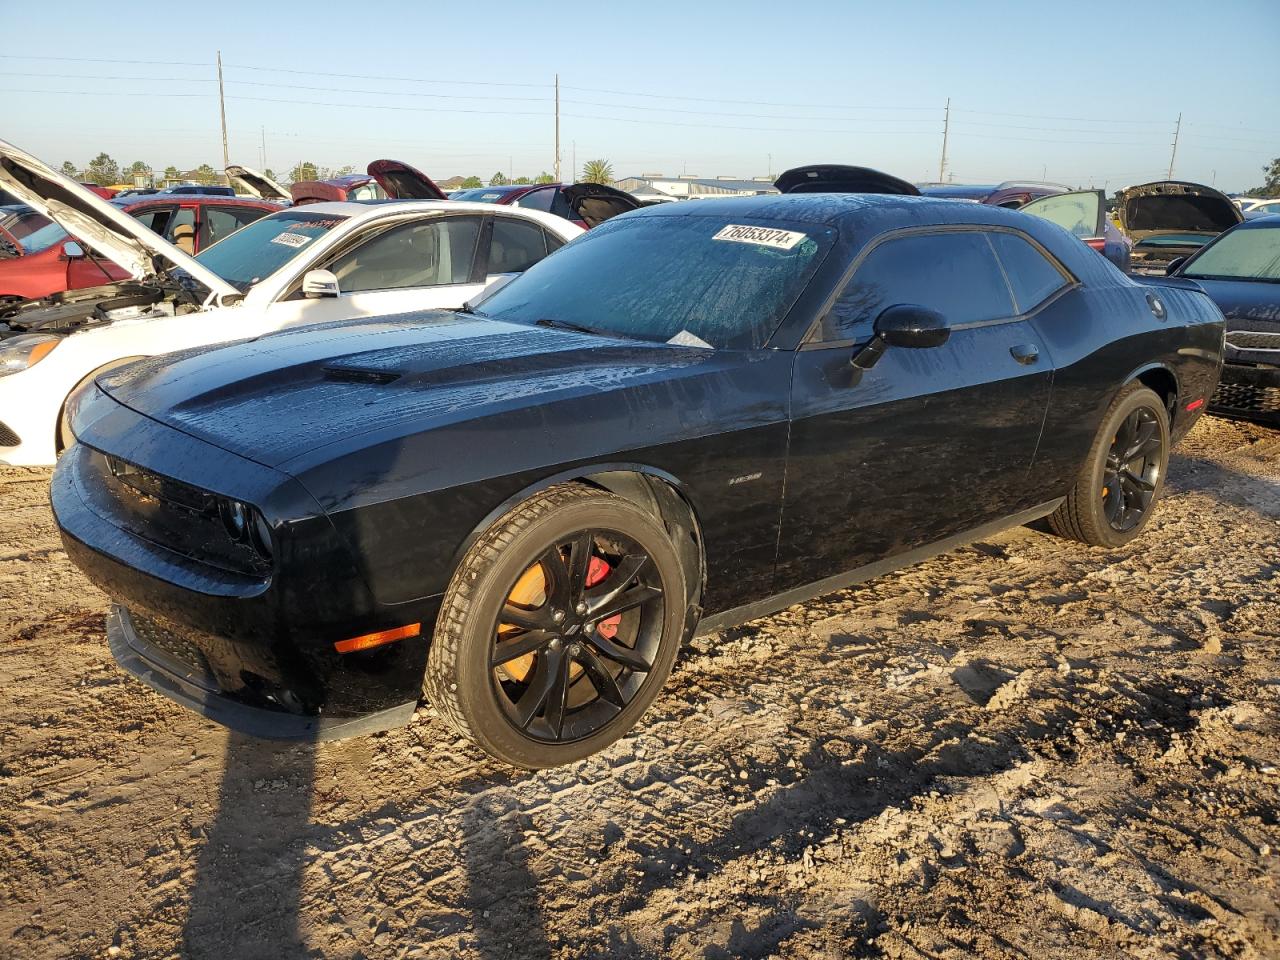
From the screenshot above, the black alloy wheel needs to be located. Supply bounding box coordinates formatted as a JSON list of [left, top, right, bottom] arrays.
[[1101, 407, 1163, 532], [425, 483, 688, 769], [491, 529, 665, 744], [1048, 383, 1170, 547]]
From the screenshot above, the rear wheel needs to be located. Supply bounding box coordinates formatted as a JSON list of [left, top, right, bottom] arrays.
[[424, 484, 687, 768], [1048, 383, 1169, 547]]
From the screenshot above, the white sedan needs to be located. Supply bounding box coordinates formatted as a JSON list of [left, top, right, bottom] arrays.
[[0, 141, 583, 465]]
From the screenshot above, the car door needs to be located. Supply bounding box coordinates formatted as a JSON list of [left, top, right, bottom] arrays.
[[264, 214, 487, 330], [774, 227, 1061, 591]]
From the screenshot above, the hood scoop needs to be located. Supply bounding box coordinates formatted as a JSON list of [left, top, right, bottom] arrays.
[[323, 366, 402, 385]]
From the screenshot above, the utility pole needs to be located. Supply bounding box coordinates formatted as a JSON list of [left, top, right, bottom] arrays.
[[572, 140, 576, 181], [768, 152, 772, 178], [554, 73, 561, 182], [217, 51, 230, 170], [938, 97, 950, 182], [1167, 112, 1182, 180], [260, 126, 267, 171]]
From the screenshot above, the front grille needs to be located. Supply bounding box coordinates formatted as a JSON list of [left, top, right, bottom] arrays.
[[1226, 331, 1280, 351], [1211, 381, 1280, 417], [131, 612, 210, 672], [0, 421, 19, 447]]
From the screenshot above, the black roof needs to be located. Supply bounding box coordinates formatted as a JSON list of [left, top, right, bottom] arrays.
[[628, 192, 1033, 232]]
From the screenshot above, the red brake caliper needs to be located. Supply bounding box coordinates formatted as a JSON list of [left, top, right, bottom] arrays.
[[586, 556, 621, 640]]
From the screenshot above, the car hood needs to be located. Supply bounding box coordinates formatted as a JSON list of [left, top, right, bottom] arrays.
[[94, 311, 716, 470], [1179, 276, 1280, 328], [1118, 181, 1242, 241], [774, 164, 920, 196], [561, 183, 642, 227], [0, 139, 237, 298], [366, 159, 446, 200], [225, 164, 290, 200]]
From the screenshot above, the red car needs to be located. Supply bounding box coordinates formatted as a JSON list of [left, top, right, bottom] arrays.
[[448, 181, 641, 228], [0, 195, 280, 304], [289, 160, 447, 205]]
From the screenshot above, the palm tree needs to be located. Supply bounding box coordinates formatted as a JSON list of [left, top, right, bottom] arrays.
[[580, 159, 614, 185]]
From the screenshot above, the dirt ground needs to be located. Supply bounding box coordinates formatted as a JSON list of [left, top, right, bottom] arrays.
[[1, 415, 1278, 960]]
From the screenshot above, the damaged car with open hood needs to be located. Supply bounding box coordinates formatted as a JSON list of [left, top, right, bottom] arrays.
[[0, 140, 584, 465], [1118, 180, 1243, 274]]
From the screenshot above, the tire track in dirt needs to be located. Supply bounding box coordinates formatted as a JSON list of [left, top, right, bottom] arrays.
[[0, 418, 1277, 959]]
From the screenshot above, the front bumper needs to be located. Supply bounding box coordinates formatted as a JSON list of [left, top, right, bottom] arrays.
[[1210, 362, 1280, 423], [108, 605, 417, 741], [53, 394, 443, 737]]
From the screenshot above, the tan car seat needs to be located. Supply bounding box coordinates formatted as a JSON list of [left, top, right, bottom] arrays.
[[172, 222, 196, 255]]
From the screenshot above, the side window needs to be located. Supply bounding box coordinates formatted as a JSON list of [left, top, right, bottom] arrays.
[[488, 217, 548, 274], [988, 232, 1069, 313], [199, 206, 266, 249], [347, 183, 387, 201], [130, 206, 174, 236], [512, 187, 554, 212], [167, 207, 197, 255], [328, 216, 481, 293], [821, 231, 1015, 341], [544, 230, 565, 254]]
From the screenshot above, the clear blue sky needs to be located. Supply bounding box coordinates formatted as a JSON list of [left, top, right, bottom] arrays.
[[5, 0, 1278, 191]]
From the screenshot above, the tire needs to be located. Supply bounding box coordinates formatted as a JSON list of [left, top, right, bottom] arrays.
[[1048, 383, 1170, 547], [424, 483, 688, 769]]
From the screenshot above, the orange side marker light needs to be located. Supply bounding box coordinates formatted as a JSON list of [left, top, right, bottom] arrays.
[[334, 623, 421, 654], [1185, 398, 1205, 412]]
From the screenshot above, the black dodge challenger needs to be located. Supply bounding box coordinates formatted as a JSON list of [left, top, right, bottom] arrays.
[[52, 194, 1225, 768]]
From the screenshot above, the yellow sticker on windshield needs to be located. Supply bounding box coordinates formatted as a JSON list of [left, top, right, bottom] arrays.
[[713, 224, 807, 250]]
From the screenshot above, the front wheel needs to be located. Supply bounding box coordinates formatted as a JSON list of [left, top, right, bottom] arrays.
[[1048, 383, 1170, 547], [424, 483, 688, 769]]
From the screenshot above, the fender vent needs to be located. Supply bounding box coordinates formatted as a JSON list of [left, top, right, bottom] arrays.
[[0, 421, 20, 447]]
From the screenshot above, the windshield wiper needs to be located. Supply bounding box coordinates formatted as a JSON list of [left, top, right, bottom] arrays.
[[535, 317, 606, 336]]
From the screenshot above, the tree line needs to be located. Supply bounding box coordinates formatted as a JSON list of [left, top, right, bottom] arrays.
[[60, 153, 621, 188]]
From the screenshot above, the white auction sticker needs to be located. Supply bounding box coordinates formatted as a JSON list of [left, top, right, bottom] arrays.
[[713, 224, 807, 250], [270, 232, 313, 248]]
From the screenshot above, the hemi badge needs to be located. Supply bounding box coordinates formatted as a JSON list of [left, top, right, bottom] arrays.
[[728, 472, 763, 486]]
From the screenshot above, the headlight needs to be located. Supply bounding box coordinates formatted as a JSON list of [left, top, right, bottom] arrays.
[[0, 334, 60, 377], [219, 497, 273, 561]]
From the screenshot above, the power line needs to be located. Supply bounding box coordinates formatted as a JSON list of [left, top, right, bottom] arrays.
[[224, 62, 549, 89]]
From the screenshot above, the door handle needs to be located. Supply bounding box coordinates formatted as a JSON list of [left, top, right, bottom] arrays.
[[1010, 343, 1040, 365]]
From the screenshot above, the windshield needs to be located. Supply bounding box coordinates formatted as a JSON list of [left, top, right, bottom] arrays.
[[17, 219, 69, 255], [474, 214, 834, 349], [1182, 226, 1280, 282], [193, 210, 349, 291]]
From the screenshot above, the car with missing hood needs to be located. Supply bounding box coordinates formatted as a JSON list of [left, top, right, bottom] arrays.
[[1167, 216, 1280, 424], [0, 139, 583, 465], [1118, 180, 1243, 274], [448, 181, 642, 229], [52, 191, 1223, 768]]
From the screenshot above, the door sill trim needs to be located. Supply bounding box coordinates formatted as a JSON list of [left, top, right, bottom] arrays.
[[695, 498, 1064, 636]]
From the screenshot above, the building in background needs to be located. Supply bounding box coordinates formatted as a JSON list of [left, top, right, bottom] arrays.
[[613, 174, 777, 199]]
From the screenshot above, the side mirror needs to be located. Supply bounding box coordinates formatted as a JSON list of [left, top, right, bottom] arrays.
[[1165, 257, 1186, 276], [62, 241, 85, 259], [875, 304, 950, 348], [301, 268, 339, 298], [850, 304, 949, 376]]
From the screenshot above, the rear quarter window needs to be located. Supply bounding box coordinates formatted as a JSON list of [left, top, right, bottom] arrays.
[[987, 232, 1069, 313]]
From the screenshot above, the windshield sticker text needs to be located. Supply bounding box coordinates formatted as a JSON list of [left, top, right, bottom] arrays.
[[713, 224, 807, 250], [270, 232, 313, 249]]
